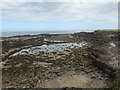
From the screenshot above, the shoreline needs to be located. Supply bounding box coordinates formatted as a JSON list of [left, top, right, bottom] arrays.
[[1, 31, 88, 37], [1, 29, 118, 38]]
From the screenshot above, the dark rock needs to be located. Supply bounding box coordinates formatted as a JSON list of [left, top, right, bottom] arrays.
[[91, 74, 96, 79]]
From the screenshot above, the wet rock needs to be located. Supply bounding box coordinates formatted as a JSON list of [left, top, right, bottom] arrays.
[[52, 52, 57, 54], [2, 31, 119, 88], [57, 72, 61, 76], [81, 67, 86, 71], [4, 80, 10, 84], [91, 74, 96, 79], [99, 77, 103, 80]]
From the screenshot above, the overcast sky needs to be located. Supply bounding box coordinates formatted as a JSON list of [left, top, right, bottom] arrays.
[[1, 1, 118, 32]]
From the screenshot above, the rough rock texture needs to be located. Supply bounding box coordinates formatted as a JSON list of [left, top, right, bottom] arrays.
[[1, 31, 119, 88]]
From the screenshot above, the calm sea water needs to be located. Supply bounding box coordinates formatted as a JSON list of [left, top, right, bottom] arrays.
[[1, 30, 92, 37]]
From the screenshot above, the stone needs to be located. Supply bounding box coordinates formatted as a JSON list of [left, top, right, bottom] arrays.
[[91, 74, 96, 79]]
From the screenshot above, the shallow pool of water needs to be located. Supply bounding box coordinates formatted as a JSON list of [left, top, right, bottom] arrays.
[[44, 38, 67, 42], [109, 42, 116, 48], [12, 41, 88, 56]]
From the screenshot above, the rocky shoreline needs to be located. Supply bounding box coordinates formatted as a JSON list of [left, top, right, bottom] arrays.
[[1, 31, 119, 88]]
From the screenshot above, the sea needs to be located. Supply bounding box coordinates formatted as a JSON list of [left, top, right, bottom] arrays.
[[1, 30, 93, 37]]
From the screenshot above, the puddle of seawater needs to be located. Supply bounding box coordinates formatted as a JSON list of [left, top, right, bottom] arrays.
[[2, 37, 20, 42], [0, 40, 4, 42], [44, 38, 67, 42], [110, 42, 116, 47], [109, 42, 116, 48], [12, 41, 88, 56]]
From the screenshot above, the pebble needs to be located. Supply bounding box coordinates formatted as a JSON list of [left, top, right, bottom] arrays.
[[91, 74, 96, 79]]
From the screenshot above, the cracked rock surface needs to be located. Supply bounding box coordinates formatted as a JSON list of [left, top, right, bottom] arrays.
[[1, 31, 119, 88]]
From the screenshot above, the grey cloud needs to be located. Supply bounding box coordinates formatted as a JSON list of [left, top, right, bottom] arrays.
[[20, 2, 62, 13], [2, 2, 62, 13], [2, 2, 118, 21], [96, 2, 118, 15]]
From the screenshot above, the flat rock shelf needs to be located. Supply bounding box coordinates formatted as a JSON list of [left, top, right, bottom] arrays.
[[2, 31, 119, 88]]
